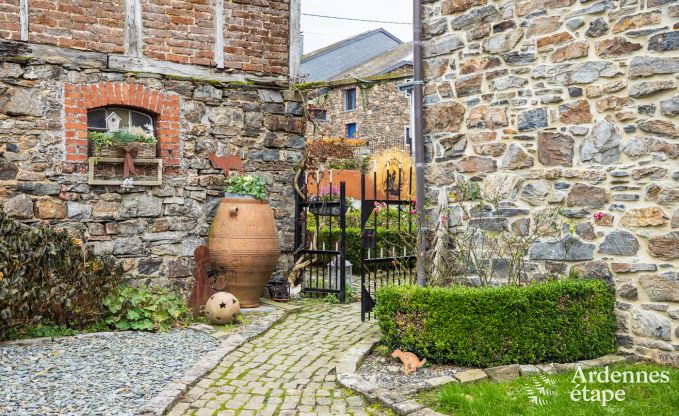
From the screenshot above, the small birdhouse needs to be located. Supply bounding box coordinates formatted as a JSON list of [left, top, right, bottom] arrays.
[[106, 112, 122, 132]]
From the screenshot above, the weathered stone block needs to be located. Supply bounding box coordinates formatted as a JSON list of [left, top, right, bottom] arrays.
[[467, 106, 508, 129], [632, 310, 671, 341], [567, 183, 609, 208], [559, 100, 591, 124], [580, 117, 621, 165], [455, 156, 497, 173], [34, 198, 67, 220], [599, 231, 639, 256], [629, 80, 677, 98], [517, 108, 548, 131], [620, 207, 670, 227], [628, 56, 679, 78], [529, 236, 595, 261], [500, 143, 534, 170], [640, 272, 679, 302], [3, 194, 33, 219], [648, 232, 679, 261], [537, 132, 574, 167], [425, 102, 465, 132], [483, 29, 524, 54]]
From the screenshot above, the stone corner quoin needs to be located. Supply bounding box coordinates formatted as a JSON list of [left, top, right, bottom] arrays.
[[422, 0, 679, 365]]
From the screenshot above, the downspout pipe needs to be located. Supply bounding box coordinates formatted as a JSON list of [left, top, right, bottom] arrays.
[[413, 0, 426, 287]]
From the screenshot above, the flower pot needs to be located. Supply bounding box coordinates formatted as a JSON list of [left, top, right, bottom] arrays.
[[208, 195, 281, 308], [309, 202, 346, 217], [92, 142, 156, 158]]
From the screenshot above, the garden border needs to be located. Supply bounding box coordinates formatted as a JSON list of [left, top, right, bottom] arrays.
[[137, 301, 302, 415], [335, 340, 635, 416]]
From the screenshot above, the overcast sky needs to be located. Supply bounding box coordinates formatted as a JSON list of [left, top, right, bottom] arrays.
[[301, 0, 413, 54]]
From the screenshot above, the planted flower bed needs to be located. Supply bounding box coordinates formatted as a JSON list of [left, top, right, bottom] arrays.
[[375, 279, 616, 367]]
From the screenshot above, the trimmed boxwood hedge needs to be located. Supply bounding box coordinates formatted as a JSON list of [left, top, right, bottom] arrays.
[[374, 279, 616, 367]]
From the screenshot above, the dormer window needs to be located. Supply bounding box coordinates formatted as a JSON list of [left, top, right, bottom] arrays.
[[87, 107, 155, 135]]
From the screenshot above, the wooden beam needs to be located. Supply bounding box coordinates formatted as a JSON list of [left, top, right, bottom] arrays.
[[19, 0, 28, 41], [214, 0, 224, 69], [288, 0, 301, 80], [125, 0, 142, 57]]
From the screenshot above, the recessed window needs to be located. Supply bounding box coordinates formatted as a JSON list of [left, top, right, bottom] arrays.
[[404, 126, 412, 146], [311, 109, 327, 121], [346, 123, 357, 139], [87, 107, 155, 135], [344, 88, 356, 112]]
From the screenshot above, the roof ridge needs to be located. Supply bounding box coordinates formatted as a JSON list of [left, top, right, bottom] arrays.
[[301, 28, 403, 62]]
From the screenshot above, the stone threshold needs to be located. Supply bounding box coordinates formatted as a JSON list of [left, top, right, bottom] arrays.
[[138, 300, 303, 416], [336, 342, 634, 416]]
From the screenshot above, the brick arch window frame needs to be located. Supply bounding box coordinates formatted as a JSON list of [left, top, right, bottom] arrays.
[[63, 82, 180, 173]]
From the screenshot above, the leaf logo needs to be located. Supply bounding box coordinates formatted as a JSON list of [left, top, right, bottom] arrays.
[[525, 374, 556, 406]]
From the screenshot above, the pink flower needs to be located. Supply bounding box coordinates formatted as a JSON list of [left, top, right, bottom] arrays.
[[410, 209, 417, 215], [594, 212, 605, 222]]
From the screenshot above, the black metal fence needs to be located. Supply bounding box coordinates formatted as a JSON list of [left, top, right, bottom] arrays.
[[360, 162, 417, 321], [294, 177, 347, 302]]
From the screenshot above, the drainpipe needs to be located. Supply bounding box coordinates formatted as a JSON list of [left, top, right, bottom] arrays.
[[413, 0, 426, 287]]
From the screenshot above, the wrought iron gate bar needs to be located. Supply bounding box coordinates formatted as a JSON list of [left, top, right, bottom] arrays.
[[294, 175, 347, 302], [360, 161, 416, 321]]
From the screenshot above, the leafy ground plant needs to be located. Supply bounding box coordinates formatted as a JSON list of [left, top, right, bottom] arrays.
[[103, 285, 191, 331], [419, 362, 679, 416]]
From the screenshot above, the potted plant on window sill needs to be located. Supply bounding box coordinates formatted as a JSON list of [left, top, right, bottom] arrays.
[[207, 174, 281, 308], [88, 126, 157, 159]]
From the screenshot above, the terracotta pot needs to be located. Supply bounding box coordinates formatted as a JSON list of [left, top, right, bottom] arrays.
[[208, 195, 280, 308]]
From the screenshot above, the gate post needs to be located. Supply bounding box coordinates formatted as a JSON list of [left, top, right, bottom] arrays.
[[339, 181, 346, 303]]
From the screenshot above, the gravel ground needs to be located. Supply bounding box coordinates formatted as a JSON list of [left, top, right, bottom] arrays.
[[0, 329, 220, 416], [356, 353, 466, 390]]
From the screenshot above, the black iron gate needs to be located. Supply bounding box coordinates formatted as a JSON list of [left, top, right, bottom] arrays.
[[360, 161, 417, 321], [294, 177, 347, 302]]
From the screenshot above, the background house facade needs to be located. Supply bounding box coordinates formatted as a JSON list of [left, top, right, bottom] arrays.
[[0, 0, 304, 292], [303, 29, 414, 155]]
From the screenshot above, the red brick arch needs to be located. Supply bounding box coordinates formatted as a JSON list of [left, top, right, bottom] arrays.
[[63, 82, 180, 169]]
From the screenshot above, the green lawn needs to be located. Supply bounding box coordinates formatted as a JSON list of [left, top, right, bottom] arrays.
[[419, 362, 679, 416]]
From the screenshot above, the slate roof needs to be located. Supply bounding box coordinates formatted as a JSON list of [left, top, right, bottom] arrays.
[[300, 28, 403, 82], [330, 42, 413, 81]]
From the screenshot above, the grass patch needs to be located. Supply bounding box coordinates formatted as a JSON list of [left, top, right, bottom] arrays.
[[419, 362, 679, 416]]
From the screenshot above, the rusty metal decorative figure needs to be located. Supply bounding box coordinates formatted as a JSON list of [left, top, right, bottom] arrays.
[[208, 152, 243, 178], [188, 245, 217, 318]]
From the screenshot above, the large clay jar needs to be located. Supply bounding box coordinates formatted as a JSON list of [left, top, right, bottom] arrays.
[[208, 195, 280, 308]]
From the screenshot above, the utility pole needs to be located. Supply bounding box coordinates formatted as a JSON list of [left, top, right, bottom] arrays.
[[413, 0, 426, 287]]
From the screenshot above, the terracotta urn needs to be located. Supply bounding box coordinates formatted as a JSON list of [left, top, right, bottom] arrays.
[[205, 292, 241, 324], [208, 194, 280, 307]]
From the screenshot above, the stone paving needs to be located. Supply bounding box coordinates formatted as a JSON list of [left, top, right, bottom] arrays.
[[169, 302, 386, 416]]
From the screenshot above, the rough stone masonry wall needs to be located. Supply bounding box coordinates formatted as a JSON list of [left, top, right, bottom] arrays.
[[0, 45, 305, 294], [421, 0, 679, 365], [309, 79, 412, 154]]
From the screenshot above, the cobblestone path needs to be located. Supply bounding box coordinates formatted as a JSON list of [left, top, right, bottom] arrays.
[[169, 303, 385, 416]]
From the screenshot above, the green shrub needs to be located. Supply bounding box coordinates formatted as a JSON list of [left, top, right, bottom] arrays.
[[374, 279, 616, 367], [103, 285, 191, 331], [311, 227, 413, 267], [0, 212, 122, 340]]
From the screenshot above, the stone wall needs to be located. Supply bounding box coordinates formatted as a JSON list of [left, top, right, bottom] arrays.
[[308, 78, 412, 154], [0, 0, 290, 76], [0, 42, 305, 294], [421, 0, 679, 364]]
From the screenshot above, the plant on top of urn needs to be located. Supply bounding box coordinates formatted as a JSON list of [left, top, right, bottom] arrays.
[[88, 126, 157, 152], [102, 284, 191, 332], [225, 174, 268, 200]]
